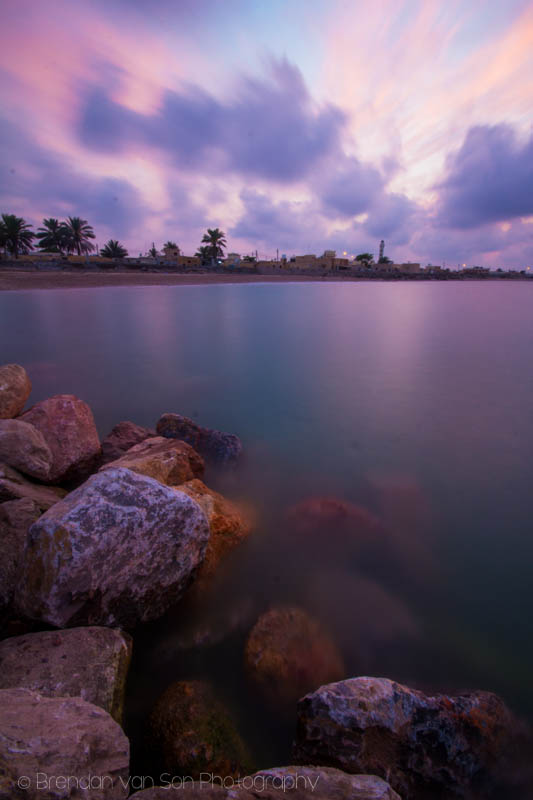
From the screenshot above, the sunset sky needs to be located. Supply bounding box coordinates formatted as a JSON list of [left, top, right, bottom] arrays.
[[1, 0, 532, 266]]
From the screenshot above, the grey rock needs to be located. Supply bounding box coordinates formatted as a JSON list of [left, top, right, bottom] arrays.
[[0, 364, 31, 419], [20, 394, 101, 484], [0, 461, 66, 509], [0, 626, 132, 723], [293, 676, 526, 798], [0, 687, 129, 799], [157, 413, 242, 465], [0, 418, 53, 480], [17, 467, 210, 628]]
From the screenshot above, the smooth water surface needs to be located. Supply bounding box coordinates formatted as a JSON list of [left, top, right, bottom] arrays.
[[2, 280, 532, 769]]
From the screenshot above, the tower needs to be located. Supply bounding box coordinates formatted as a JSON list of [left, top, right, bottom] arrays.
[[379, 240, 385, 261]]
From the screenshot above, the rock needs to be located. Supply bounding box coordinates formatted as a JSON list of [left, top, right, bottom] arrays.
[[0, 363, 31, 419], [101, 420, 156, 464], [100, 436, 204, 486], [0, 498, 41, 614], [128, 766, 401, 798], [0, 418, 53, 480], [244, 607, 345, 706], [157, 413, 242, 465], [293, 676, 526, 798], [17, 467, 210, 628], [0, 627, 132, 724], [148, 680, 252, 780], [179, 479, 252, 580], [0, 461, 66, 509], [0, 688, 129, 799], [20, 394, 101, 484]]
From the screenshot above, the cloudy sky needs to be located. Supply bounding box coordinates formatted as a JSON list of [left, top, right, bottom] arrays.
[[1, 0, 532, 266]]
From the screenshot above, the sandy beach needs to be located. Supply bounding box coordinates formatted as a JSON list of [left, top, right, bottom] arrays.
[[0, 270, 361, 292]]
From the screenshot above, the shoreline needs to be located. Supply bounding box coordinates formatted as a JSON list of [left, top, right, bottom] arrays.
[[0, 270, 366, 292], [0, 269, 531, 292]]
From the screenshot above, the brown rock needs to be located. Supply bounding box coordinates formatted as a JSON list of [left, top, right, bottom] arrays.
[[0, 418, 53, 480], [129, 766, 401, 798], [0, 461, 66, 509], [244, 607, 345, 707], [0, 363, 31, 419], [293, 676, 528, 798], [148, 680, 253, 780], [157, 412, 243, 464], [100, 436, 204, 486], [0, 497, 41, 613], [20, 394, 101, 484], [179, 479, 252, 580], [0, 688, 129, 799], [101, 420, 156, 464], [17, 467, 209, 628], [0, 626, 132, 724]]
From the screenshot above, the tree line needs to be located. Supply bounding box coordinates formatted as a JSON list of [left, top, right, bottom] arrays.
[[0, 214, 231, 265]]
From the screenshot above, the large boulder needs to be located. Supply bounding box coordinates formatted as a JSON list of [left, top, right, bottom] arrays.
[[0, 418, 53, 480], [0, 626, 132, 724], [244, 607, 345, 707], [0, 688, 129, 799], [0, 461, 66, 509], [100, 436, 204, 486], [16, 467, 210, 628], [179, 479, 252, 580], [129, 766, 400, 799], [0, 363, 31, 419], [101, 420, 156, 464], [293, 676, 526, 798], [157, 413, 242, 465], [20, 394, 101, 484], [0, 498, 41, 614], [148, 680, 253, 780]]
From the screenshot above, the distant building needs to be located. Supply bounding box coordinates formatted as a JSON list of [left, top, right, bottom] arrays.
[[162, 244, 181, 258]]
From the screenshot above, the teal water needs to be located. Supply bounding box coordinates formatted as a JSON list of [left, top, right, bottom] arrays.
[[1, 280, 532, 772]]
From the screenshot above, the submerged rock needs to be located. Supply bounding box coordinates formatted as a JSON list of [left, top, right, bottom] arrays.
[[157, 413, 242, 465], [17, 467, 210, 628], [20, 394, 101, 484], [293, 676, 526, 798], [0, 498, 41, 615], [0, 363, 31, 419], [0, 688, 129, 799], [0, 626, 132, 724], [128, 766, 401, 798], [244, 607, 345, 707], [101, 420, 156, 464], [0, 461, 66, 509], [179, 478, 252, 580], [0, 418, 53, 480], [100, 436, 204, 486], [148, 680, 253, 780]]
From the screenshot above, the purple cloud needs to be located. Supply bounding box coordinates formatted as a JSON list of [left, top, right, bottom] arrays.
[[319, 155, 383, 217], [435, 124, 533, 229], [78, 59, 346, 182]]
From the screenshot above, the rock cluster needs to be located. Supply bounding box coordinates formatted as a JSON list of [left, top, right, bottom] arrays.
[[0, 363, 31, 418], [157, 412, 243, 464]]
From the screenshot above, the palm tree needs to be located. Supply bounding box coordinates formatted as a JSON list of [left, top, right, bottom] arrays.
[[36, 218, 68, 254], [0, 214, 35, 259], [378, 256, 392, 265], [62, 216, 95, 256], [100, 239, 128, 258], [195, 245, 211, 265], [148, 243, 158, 258], [163, 240, 178, 250], [201, 227, 227, 266]]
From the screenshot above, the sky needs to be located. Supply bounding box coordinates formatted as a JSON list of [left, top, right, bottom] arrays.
[[1, 0, 532, 267]]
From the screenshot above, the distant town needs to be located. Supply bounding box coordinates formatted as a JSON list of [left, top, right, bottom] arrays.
[[0, 214, 531, 279]]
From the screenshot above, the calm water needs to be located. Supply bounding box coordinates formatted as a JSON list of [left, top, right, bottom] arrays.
[[1, 280, 533, 772]]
